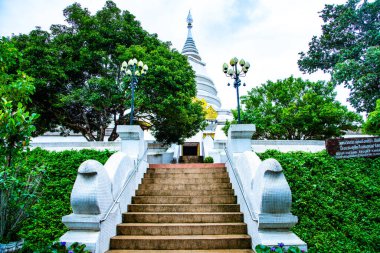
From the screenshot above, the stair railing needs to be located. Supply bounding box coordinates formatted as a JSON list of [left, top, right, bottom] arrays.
[[100, 147, 148, 223], [224, 147, 257, 222]]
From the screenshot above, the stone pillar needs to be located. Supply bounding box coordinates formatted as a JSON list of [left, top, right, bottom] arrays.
[[117, 125, 145, 159], [227, 124, 256, 153]]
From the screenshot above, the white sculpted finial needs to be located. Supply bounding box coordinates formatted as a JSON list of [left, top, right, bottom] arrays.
[[186, 10, 193, 38], [187, 10, 193, 26]]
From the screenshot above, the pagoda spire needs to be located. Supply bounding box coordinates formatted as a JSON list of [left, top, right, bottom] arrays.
[[187, 10, 193, 38], [182, 10, 201, 61]]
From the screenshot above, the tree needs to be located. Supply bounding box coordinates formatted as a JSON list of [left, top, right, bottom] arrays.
[[0, 37, 34, 106], [0, 100, 41, 242], [239, 76, 362, 140], [362, 99, 380, 136], [12, 1, 205, 144], [0, 38, 42, 243], [298, 0, 380, 114]]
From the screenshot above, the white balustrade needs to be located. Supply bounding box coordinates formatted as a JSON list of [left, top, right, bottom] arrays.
[[225, 124, 307, 251], [60, 125, 147, 253]]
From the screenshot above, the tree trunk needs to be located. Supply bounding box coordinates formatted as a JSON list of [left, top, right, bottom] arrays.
[[96, 125, 105, 142], [0, 189, 8, 240], [108, 110, 126, 141], [108, 125, 119, 141]]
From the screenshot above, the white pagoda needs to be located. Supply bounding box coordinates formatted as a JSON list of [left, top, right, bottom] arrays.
[[181, 11, 232, 125], [181, 11, 222, 110]]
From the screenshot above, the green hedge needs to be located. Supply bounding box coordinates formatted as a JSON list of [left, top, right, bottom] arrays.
[[258, 150, 380, 253], [18, 148, 113, 252]]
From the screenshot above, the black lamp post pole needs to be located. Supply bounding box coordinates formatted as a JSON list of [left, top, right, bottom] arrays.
[[130, 64, 137, 125], [234, 64, 242, 124]]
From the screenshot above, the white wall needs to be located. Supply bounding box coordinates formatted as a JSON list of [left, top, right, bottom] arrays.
[[31, 139, 326, 153], [30, 141, 121, 151], [251, 140, 325, 153]]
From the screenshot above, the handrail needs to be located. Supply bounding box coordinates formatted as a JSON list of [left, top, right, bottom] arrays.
[[100, 148, 148, 223], [224, 147, 257, 221]]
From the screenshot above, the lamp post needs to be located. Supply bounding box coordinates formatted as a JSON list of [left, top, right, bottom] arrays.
[[223, 57, 251, 124], [121, 59, 148, 125]]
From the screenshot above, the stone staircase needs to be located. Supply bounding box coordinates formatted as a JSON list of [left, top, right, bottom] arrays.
[[106, 163, 254, 253]]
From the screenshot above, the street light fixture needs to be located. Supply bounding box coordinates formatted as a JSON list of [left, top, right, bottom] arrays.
[[121, 58, 148, 125], [222, 57, 251, 124]]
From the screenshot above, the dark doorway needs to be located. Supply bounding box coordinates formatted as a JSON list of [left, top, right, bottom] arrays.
[[182, 142, 199, 156]]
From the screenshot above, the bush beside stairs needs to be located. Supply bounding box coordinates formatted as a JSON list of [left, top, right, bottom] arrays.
[[106, 163, 254, 252]]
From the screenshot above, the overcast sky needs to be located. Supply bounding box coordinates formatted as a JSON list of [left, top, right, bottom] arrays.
[[0, 0, 352, 110]]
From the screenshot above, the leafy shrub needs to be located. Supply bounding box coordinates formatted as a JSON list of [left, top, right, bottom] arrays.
[[204, 156, 214, 163], [362, 99, 380, 136], [256, 243, 304, 253], [50, 241, 91, 253], [18, 148, 113, 252], [1, 38, 41, 243], [258, 150, 380, 253], [0, 100, 41, 243]]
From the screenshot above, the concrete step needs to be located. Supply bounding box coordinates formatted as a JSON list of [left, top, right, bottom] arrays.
[[128, 204, 241, 213], [147, 167, 226, 174], [149, 163, 226, 169], [132, 195, 237, 204], [110, 234, 252, 250], [144, 172, 229, 179], [106, 250, 254, 253], [142, 177, 230, 184], [138, 183, 232, 191], [135, 189, 234, 196], [122, 212, 244, 223], [117, 223, 247, 235], [179, 156, 204, 163]]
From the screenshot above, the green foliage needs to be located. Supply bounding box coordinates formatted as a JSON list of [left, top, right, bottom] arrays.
[[222, 111, 239, 137], [12, 1, 205, 144], [50, 241, 91, 253], [362, 99, 380, 136], [0, 100, 39, 165], [222, 119, 231, 137], [288, 247, 303, 253], [0, 39, 41, 243], [9, 28, 64, 135], [0, 37, 35, 105], [258, 150, 380, 253], [18, 148, 113, 252], [255, 244, 303, 253], [119, 45, 206, 145], [0, 100, 41, 242], [204, 156, 214, 163], [298, 0, 380, 113], [240, 76, 362, 140], [0, 39, 38, 162]]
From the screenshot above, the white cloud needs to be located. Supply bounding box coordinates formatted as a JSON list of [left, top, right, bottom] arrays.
[[0, 0, 353, 110]]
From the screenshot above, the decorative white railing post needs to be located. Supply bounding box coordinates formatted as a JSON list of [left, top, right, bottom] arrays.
[[117, 125, 145, 159], [225, 123, 307, 251], [59, 125, 148, 252], [60, 160, 114, 253], [227, 124, 256, 154], [117, 125, 146, 190], [252, 159, 307, 251]]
